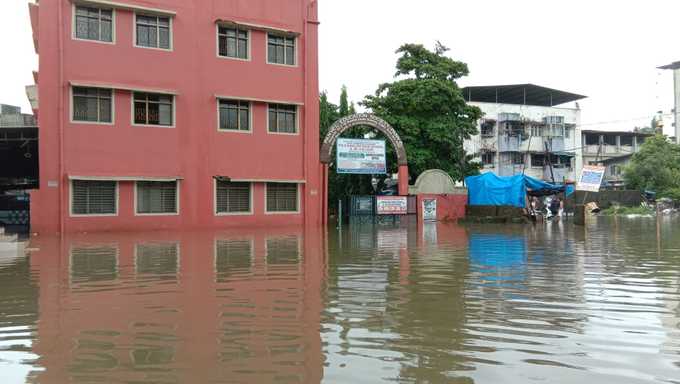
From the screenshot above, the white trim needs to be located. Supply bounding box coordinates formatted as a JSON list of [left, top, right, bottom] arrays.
[[213, 179, 254, 216], [265, 33, 298, 67], [266, 104, 300, 136], [133, 12, 173, 51], [68, 175, 182, 182], [264, 182, 301, 215], [69, 179, 119, 217], [69, 85, 115, 125], [215, 24, 251, 62], [71, 3, 116, 45], [131, 91, 176, 128], [69, 81, 178, 95], [216, 19, 299, 36], [230, 178, 306, 184], [134, 242, 181, 275], [133, 180, 180, 216], [214, 94, 303, 106], [71, 0, 176, 17], [216, 98, 253, 133]]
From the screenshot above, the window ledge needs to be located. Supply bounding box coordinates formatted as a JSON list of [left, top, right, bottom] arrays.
[[215, 212, 254, 217]]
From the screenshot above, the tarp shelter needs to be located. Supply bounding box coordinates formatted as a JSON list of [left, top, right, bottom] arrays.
[[465, 173, 564, 208]]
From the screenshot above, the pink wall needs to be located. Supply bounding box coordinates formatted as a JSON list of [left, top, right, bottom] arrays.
[[30, 0, 321, 234], [417, 194, 468, 223]]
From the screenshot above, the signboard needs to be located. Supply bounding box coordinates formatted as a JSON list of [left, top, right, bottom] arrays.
[[336, 138, 386, 174], [422, 199, 437, 221], [576, 165, 606, 192], [376, 196, 408, 215]]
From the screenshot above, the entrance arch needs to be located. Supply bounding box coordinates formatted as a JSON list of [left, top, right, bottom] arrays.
[[320, 113, 409, 224]]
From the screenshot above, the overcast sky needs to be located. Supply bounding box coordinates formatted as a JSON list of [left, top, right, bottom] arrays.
[[1, 0, 678, 134]]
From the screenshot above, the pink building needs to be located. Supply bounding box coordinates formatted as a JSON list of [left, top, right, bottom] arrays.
[[28, 0, 322, 234]]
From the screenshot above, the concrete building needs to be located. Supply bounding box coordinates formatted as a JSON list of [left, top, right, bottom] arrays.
[[27, 0, 321, 234], [581, 129, 652, 188], [0, 104, 36, 128], [0, 104, 38, 191], [659, 61, 680, 144], [463, 84, 586, 183]]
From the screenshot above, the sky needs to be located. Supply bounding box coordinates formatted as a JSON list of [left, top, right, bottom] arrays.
[[1, 0, 678, 134]]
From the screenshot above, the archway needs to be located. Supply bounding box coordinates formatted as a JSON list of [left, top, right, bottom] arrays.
[[320, 113, 409, 225]]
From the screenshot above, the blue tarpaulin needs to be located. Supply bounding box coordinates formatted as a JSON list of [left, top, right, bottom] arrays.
[[465, 173, 564, 208]]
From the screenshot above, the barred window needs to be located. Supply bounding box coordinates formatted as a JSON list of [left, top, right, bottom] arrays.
[[75, 6, 113, 42], [71, 180, 117, 215], [216, 181, 251, 214], [134, 93, 173, 126], [268, 104, 297, 133], [267, 34, 295, 65], [531, 154, 546, 167], [218, 27, 248, 59], [136, 181, 178, 214], [266, 183, 298, 212], [219, 100, 250, 131], [511, 152, 524, 165], [136, 14, 171, 49], [73, 87, 112, 123], [481, 152, 495, 166]]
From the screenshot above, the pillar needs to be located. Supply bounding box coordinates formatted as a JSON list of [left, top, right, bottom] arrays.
[[398, 165, 409, 196], [322, 163, 329, 226]]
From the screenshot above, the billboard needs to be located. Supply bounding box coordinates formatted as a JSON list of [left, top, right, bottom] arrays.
[[376, 196, 408, 215], [576, 165, 606, 192], [336, 138, 386, 174]]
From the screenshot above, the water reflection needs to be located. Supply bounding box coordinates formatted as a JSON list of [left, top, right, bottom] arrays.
[[0, 218, 678, 383]]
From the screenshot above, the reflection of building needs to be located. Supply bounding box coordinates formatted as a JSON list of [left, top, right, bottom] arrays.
[[463, 84, 586, 183], [28, 228, 324, 383], [580, 130, 653, 188], [27, 0, 321, 234]]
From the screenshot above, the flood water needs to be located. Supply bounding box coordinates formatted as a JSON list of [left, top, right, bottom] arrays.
[[1, 217, 680, 383]]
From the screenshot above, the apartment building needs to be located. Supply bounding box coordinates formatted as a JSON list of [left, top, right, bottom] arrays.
[[463, 84, 586, 183], [581, 130, 652, 188], [27, 0, 321, 234]]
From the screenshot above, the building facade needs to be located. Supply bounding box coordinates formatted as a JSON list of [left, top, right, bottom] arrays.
[[27, 0, 321, 234], [581, 130, 652, 188], [463, 84, 586, 183], [659, 61, 680, 144]]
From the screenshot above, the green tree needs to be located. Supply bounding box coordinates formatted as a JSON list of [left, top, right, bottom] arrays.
[[362, 42, 482, 182], [624, 134, 680, 198]]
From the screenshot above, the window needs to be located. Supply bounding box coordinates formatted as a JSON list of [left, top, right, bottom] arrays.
[[531, 154, 546, 167], [72, 87, 112, 123], [530, 125, 541, 137], [219, 100, 250, 131], [511, 152, 524, 165], [480, 120, 495, 137], [71, 180, 117, 215], [136, 14, 171, 49], [218, 26, 248, 59], [481, 152, 495, 166], [266, 183, 298, 213], [134, 93, 174, 126], [267, 34, 295, 65], [74, 6, 113, 42], [136, 181, 178, 215], [268, 104, 297, 133], [215, 181, 251, 214], [585, 134, 600, 146], [603, 134, 617, 146], [620, 135, 634, 146]]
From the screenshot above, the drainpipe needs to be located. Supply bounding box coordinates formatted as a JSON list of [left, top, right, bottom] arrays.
[[58, 1, 65, 235]]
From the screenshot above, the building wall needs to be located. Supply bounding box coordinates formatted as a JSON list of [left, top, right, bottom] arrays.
[[464, 102, 581, 182], [29, 0, 321, 234], [674, 69, 680, 144]]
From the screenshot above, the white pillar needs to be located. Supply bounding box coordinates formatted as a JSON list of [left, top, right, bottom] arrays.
[[674, 69, 680, 143]]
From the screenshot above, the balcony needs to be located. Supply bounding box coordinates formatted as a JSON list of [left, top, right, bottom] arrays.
[[543, 166, 571, 183]]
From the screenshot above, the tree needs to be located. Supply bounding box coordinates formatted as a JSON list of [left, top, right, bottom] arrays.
[[362, 42, 482, 182], [624, 135, 680, 198]]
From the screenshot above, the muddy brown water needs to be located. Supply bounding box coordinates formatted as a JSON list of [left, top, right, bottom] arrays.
[[1, 217, 679, 383]]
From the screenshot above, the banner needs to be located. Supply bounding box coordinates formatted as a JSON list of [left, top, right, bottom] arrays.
[[376, 196, 408, 215], [336, 138, 386, 174], [422, 199, 437, 221], [576, 165, 606, 192]]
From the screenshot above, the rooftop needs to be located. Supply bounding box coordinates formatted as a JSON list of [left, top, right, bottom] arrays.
[[462, 84, 587, 107], [659, 61, 680, 70]]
